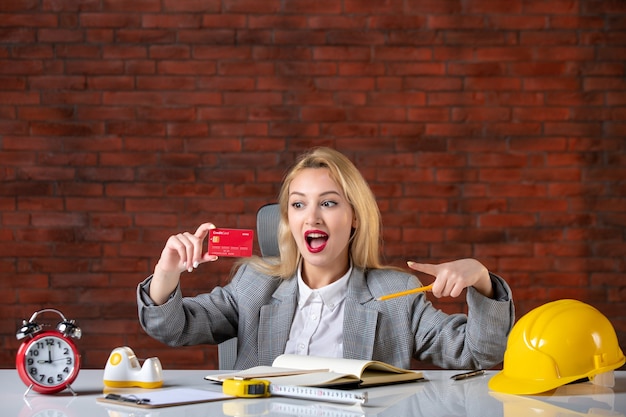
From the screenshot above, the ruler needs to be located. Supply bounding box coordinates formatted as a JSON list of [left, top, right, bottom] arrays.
[[222, 378, 368, 405], [270, 384, 368, 405]]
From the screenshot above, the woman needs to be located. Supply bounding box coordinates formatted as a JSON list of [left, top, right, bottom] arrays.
[[138, 147, 514, 370]]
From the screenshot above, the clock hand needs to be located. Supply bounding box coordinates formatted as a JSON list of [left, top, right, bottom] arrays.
[[37, 350, 54, 364]]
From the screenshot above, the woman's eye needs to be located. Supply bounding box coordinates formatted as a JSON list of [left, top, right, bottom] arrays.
[[321, 201, 337, 208], [291, 202, 303, 209]]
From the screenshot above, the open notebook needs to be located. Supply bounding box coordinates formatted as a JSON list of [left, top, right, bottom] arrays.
[[206, 354, 424, 388]]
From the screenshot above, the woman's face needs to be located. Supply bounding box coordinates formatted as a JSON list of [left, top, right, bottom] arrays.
[[287, 168, 356, 285]]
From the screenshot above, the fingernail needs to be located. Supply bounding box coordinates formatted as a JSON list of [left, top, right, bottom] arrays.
[[187, 266, 193, 273], [193, 261, 199, 268]]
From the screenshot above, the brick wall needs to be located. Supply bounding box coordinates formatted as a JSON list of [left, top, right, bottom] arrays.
[[1, 0, 624, 371]]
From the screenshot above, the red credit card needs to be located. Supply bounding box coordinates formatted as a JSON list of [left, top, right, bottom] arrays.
[[208, 228, 254, 257]]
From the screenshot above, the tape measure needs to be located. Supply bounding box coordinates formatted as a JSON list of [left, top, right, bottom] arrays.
[[222, 379, 368, 405], [223, 379, 270, 397]]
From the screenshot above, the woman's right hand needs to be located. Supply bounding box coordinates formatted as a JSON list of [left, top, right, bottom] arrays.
[[150, 223, 219, 304]]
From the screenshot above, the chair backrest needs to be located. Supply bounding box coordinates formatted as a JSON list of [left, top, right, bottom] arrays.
[[256, 203, 280, 257], [217, 203, 279, 370]]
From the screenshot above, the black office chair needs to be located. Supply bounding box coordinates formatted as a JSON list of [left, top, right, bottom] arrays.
[[217, 203, 280, 370]]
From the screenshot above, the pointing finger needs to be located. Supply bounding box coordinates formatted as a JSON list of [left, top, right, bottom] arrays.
[[407, 261, 439, 277]]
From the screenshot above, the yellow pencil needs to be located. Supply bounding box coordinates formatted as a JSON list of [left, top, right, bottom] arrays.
[[376, 284, 434, 301]]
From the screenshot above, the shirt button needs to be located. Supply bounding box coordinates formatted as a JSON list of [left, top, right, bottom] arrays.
[[298, 343, 305, 351], [311, 314, 317, 320]]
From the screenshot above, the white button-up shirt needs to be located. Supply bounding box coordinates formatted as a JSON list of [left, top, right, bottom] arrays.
[[284, 264, 351, 358]]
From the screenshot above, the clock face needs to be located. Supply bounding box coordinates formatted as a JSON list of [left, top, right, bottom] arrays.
[[16, 331, 80, 394]]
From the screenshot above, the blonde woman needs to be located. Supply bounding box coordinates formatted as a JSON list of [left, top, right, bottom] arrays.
[[138, 147, 514, 370]]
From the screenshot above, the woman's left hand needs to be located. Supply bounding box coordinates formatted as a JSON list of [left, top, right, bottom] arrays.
[[407, 258, 494, 298]]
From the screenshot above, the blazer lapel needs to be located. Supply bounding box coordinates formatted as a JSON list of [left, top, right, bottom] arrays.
[[258, 277, 297, 366], [343, 268, 379, 360]]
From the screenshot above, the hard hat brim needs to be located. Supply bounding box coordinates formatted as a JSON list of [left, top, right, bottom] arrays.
[[488, 370, 584, 395], [489, 355, 625, 395]]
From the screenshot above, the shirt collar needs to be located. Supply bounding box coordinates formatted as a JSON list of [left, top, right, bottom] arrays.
[[296, 262, 352, 311]]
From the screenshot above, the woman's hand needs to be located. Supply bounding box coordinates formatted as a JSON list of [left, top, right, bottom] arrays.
[[150, 223, 219, 304], [407, 258, 493, 299]]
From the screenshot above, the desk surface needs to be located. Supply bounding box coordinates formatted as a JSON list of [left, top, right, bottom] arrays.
[[4, 369, 625, 417]]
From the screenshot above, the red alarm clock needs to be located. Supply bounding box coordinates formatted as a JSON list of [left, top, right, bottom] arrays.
[[15, 308, 82, 395]]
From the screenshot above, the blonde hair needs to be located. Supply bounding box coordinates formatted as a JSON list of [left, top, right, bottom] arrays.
[[245, 147, 385, 278]]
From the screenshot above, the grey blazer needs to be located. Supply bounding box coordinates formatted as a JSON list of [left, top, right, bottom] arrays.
[[138, 264, 514, 370]]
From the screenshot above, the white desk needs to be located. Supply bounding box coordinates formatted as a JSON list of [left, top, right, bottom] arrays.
[[4, 369, 625, 417]]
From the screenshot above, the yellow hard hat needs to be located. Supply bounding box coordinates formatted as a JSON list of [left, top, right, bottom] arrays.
[[489, 299, 625, 395]]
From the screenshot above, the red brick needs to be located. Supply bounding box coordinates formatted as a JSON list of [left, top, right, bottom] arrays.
[[426, 123, 483, 137], [30, 121, 103, 136], [509, 62, 568, 76], [65, 60, 124, 75], [464, 77, 525, 91], [452, 107, 511, 122], [550, 15, 605, 29], [87, 76, 134, 90], [447, 31, 514, 46], [369, 15, 427, 30], [520, 31, 579, 46], [148, 45, 191, 60], [408, 108, 449, 122], [513, 107, 570, 121], [536, 46, 595, 61], [544, 122, 603, 136], [116, 28, 176, 44], [488, 15, 547, 29], [485, 122, 542, 136], [475, 47, 534, 61], [19, 108, 71, 124], [79, 13, 139, 28], [105, 121, 164, 136], [1, 0, 38, 12], [404, 0, 462, 14], [162, 0, 220, 12], [584, 0, 626, 13], [249, 15, 308, 30], [428, 15, 484, 29], [1, 13, 55, 27], [0, 27, 36, 43], [447, 62, 505, 76], [388, 62, 445, 76], [524, 77, 580, 91], [0, 59, 43, 76], [83, 28, 109, 43]]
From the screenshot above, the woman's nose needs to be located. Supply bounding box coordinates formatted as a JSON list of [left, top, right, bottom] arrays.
[[304, 206, 322, 225]]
